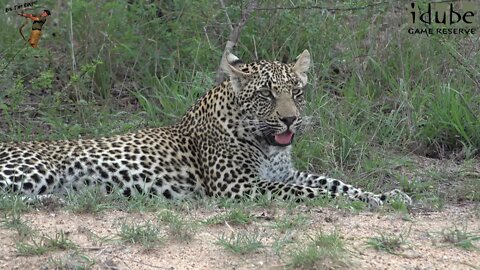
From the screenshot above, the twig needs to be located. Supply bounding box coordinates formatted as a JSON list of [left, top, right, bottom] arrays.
[[215, 0, 258, 84], [252, 35, 258, 60], [203, 26, 213, 49], [68, 0, 76, 73], [218, 0, 233, 31], [225, 221, 235, 233], [68, 0, 80, 103]]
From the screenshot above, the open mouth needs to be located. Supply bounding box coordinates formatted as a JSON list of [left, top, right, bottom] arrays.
[[264, 131, 295, 147]]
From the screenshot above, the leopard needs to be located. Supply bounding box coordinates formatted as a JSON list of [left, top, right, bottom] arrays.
[[0, 50, 411, 207]]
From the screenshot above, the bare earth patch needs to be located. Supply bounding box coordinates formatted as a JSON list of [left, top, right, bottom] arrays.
[[1, 202, 478, 270]]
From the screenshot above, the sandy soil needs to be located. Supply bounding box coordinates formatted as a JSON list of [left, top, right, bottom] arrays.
[[0, 202, 478, 270]]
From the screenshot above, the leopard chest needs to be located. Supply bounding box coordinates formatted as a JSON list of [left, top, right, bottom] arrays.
[[257, 145, 294, 182]]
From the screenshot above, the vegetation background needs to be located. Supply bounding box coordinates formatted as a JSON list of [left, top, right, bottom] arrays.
[[0, 1, 479, 269], [1, 0, 478, 203]]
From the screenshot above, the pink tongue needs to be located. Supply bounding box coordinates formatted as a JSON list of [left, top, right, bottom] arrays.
[[274, 131, 293, 145]]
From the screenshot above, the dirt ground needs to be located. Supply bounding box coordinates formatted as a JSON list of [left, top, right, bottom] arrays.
[[0, 202, 478, 270]]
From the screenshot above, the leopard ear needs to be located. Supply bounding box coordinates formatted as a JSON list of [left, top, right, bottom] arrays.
[[221, 51, 250, 90], [292, 50, 310, 86]]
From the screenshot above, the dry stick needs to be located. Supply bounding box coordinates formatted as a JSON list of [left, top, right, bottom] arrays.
[[218, 0, 233, 32], [69, 0, 76, 73], [68, 0, 80, 104], [215, 0, 258, 84]]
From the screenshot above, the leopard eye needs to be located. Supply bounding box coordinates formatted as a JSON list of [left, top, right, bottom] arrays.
[[292, 88, 302, 96], [257, 89, 272, 99]]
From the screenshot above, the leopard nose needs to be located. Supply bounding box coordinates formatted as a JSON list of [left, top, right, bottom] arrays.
[[280, 116, 297, 127]]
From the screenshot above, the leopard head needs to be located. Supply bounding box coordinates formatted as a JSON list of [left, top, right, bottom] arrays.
[[222, 50, 311, 147]]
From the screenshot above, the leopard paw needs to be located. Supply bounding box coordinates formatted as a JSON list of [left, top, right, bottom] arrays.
[[385, 189, 412, 205], [367, 196, 384, 208]]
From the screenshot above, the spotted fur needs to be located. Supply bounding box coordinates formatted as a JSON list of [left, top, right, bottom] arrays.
[[0, 50, 411, 207]]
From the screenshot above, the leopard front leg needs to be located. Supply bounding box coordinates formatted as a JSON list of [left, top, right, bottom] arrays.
[[262, 146, 411, 207], [286, 171, 412, 207]]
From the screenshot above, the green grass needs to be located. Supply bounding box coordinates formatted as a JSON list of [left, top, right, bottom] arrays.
[[1, 213, 34, 240], [366, 227, 411, 254], [65, 187, 175, 213], [16, 230, 77, 256], [204, 208, 253, 226], [117, 221, 163, 249], [0, 194, 30, 214], [440, 226, 480, 250], [157, 210, 197, 242], [287, 231, 348, 269], [65, 187, 118, 213], [271, 233, 296, 256], [271, 214, 308, 233], [215, 231, 264, 255], [121, 193, 172, 212], [47, 252, 96, 270]]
